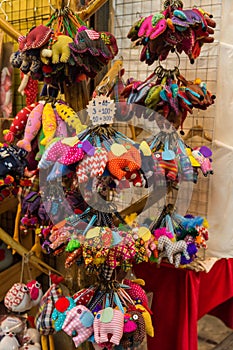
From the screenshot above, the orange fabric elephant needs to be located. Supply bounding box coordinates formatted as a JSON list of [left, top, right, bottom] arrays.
[[107, 144, 141, 180]]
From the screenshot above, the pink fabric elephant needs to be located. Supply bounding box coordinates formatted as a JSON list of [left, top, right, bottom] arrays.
[[62, 305, 94, 347], [94, 307, 124, 345]]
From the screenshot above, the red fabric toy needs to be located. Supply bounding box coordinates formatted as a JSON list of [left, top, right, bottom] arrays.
[[4, 103, 38, 143]]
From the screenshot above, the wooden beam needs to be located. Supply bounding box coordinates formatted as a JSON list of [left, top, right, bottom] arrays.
[[76, 0, 109, 21], [213, 334, 233, 350], [0, 227, 63, 277], [0, 17, 21, 41]]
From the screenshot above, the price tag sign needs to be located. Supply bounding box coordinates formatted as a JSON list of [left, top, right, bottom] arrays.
[[86, 95, 116, 125]]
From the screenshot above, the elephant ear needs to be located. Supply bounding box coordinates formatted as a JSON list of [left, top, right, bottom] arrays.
[[100, 307, 114, 323], [80, 310, 94, 328], [110, 143, 127, 156]]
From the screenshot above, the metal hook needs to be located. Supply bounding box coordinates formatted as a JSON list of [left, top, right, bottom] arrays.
[[48, 0, 56, 12], [0, 0, 11, 21], [163, 0, 183, 10], [155, 50, 180, 78]]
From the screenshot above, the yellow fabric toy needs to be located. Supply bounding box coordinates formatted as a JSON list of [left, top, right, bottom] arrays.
[[124, 213, 137, 226], [135, 304, 154, 337], [51, 35, 73, 64], [55, 103, 87, 134], [185, 147, 200, 167], [40, 103, 57, 146]]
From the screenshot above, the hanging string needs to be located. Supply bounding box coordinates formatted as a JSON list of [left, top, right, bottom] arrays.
[[20, 254, 25, 283], [20, 252, 33, 283]]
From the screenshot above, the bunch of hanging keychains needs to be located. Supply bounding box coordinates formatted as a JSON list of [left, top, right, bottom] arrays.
[[128, 0, 216, 65], [121, 0, 216, 133], [146, 118, 213, 185], [121, 65, 216, 132], [10, 5, 118, 88], [148, 203, 209, 267], [35, 203, 208, 349], [33, 274, 154, 350]]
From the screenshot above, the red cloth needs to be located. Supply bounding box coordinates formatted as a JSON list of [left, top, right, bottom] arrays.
[[134, 258, 233, 350]]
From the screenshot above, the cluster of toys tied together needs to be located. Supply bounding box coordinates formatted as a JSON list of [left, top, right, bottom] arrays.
[[0, 1, 216, 348], [1, 274, 155, 350], [10, 6, 118, 89], [0, 100, 213, 200], [128, 0, 216, 65], [0, 114, 212, 265], [119, 0, 216, 130]]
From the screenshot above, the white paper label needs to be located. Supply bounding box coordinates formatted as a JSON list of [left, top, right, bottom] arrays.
[[86, 95, 115, 125]]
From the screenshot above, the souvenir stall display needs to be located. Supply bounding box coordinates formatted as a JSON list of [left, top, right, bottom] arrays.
[[0, 0, 219, 349]]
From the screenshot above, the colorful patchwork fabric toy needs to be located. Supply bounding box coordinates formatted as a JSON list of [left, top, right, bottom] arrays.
[[191, 146, 213, 176], [118, 309, 146, 349], [52, 296, 76, 331], [153, 151, 178, 182], [26, 280, 43, 307], [127, 2, 216, 65], [157, 235, 190, 268]]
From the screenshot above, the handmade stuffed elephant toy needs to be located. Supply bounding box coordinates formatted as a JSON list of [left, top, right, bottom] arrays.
[[191, 147, 213, 177], [50, 35, 73, 64], [107, 144, 141, 180], [157, 235, 190, 268], [70, 27, 113, 61], [52, 296, 76, 331], [153, 152, 178, 182], [93, 307, 124, 345], [76, 147, 108, 183], [62, 305, 94, 348]]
